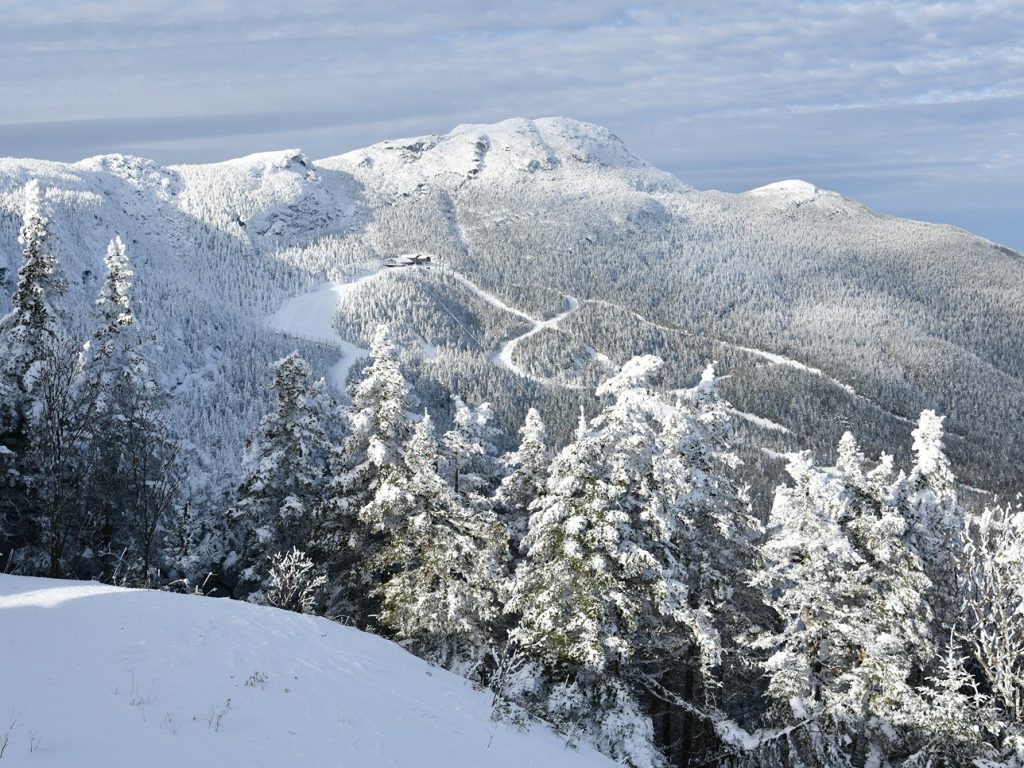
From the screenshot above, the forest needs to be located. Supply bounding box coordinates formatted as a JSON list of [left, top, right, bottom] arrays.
[[2, 177, 1024, 768]]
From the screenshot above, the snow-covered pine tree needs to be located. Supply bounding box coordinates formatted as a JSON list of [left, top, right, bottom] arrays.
[[368, 413, 506, 676], [321, 326, 415, 622], [83, 236, 186, 585], [493, 407, 550, 558], [750, 437, 936, 768], [505, 358, 759, 767], [441, 395, 500, 504], [93, 236, 134, 358], [0, 181, 66, 401], [0, 181, 98, 578], [15, 335, 98, 578], [892, 410, 965, 632], [647, 365, 760, 763], [507, 404, 611, 671], [507, 401, 661, 767], [231, 352, 332, 600], [509, 357, 709, 768], [0, 181, 62, 480]]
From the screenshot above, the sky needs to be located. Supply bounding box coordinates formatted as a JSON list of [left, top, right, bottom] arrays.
[[1, 1, 1021, 250]]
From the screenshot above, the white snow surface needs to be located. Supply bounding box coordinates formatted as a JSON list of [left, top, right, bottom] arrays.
[[0, 574, 611, 768], [267, 268, 387, 390], [742, 178, 865, 214], [745, 179, 820, 202], [726, 407, 792, 434], [322, 116, 688, 196]]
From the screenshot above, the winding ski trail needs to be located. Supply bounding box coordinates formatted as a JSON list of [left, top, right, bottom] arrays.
[[267, 262, 583, 391], [268, 264, 926, 447], [495, 295, 581, 386], [581, 297, 927, 431]]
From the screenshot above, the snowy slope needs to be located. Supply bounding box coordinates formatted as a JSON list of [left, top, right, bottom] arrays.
[[0, 115, 1022, 495], [0, 575, 611, 767]]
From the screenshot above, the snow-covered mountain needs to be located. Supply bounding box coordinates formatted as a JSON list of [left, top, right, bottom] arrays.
[[0, 116, 1021, 496], [0, 574, 610, 767]]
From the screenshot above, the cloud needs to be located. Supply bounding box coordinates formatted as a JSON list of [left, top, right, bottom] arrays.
[[0, 0, 1020, 249]]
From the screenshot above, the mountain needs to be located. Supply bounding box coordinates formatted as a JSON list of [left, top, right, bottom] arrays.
[[0, 116, 1021, 498], [0, 574, 610, 767]]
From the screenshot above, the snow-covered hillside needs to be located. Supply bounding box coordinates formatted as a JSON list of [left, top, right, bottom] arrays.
[[0, 115, 1022, 497], [0, 574, 610, 767]]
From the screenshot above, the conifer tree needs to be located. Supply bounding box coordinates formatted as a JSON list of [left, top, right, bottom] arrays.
[[232, 352, 332, 598], [751, 438, 936, 767], [441, 395, 499, 504], [493, 407, 549, 557], [0, 181, 64, 456], [0, 180, 97, 577], [80, 237, 186, 585], [647, 365, 760, 763], [322, 326, 415, 621], [369, 414, 506, 675], [893, 410, 965, 630], [505, 358, 759, 766], [93, 236, 134, 357], [507, 406, 613, 673], [506, 405, 662, 765]]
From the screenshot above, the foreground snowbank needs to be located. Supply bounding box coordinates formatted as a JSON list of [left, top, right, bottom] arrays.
[[0, 575, 609, 767]]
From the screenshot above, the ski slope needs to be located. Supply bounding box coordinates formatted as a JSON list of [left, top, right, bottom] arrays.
[[495, 295, 581, 386], [267, 268, 387, 391], [268, 263, 584, 390], [0, 575, 611, 768]]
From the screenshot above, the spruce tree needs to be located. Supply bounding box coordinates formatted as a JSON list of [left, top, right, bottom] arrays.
[[506, 406, 661, 765], [369, 414, 506, 675], [0, 180, 96, 577], [322, 326, 415, 622], [506, 358, 757, 767], [493, 407, 550, 558], [441, 395, 499, 504], [0, 180, 63, 460], [231, 352, 332, 599], [893, 410, 965, 631], [77, 236, 187, 585], [751, 438, 936, 767]]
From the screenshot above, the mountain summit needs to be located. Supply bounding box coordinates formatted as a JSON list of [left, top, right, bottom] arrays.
[[0, 117, 1021, 498]]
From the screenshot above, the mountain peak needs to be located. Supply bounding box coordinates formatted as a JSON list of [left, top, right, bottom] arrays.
[[745, 179, 820, 201], [742, 178, 867, 215], [322, 115, 686, 193]]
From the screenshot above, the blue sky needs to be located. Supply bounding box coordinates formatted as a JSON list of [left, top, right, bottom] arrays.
[[2, 1, 1021, 250]]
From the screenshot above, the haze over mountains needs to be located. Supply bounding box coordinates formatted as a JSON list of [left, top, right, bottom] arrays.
[[0, 116, 1020, 498]]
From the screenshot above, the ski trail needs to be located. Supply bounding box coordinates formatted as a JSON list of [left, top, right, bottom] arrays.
[[446, 271, 535, 322], [431, 267, 585, 387], [718, 342, 858, 397], [447, 267, 583, 386], [494, 295, 581, 387], [267, 268, 387, 391], [268, 262, 584, 391], [727, 408, 792, 434], [761, 446, 799, 462], [581, 297, 926, 430]]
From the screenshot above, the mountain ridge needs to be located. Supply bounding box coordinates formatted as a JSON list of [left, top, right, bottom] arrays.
[[0, 116, 1021, 499]]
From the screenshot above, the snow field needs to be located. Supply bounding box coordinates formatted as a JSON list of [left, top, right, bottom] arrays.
[[0, 575, 611, 767]]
